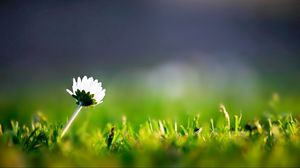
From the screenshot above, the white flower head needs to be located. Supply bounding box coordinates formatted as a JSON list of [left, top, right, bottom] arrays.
[[66, 76, 106, 106]]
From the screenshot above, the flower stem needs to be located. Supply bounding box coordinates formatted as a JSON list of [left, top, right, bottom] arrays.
[[61, 104, 83, 138]]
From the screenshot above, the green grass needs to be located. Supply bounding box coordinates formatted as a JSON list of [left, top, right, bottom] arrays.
[[1, 103, 300, 167], [1, 78, 300, 167]]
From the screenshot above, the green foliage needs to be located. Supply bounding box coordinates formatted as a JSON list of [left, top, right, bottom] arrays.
[[1, 90, 300, 166], [2, 119, 61, 152], [1, 109, 300, 167]]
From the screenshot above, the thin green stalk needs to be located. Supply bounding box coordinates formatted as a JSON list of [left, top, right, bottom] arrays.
[[220, 104, 230, 131], [210, 118, 215, 132], [234, 114, 242, 133]]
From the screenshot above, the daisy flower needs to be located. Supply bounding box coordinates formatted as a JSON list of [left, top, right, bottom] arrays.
[[61, 76, 105, 138], [66, 76, 105, 106]]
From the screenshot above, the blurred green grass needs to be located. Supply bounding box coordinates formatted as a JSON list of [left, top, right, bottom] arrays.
[[1, 107, 300, 167], [1, 77, 300, 125], [1, 76, 300, 167]]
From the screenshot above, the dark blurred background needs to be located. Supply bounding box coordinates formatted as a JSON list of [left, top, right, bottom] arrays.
[[0, 1, 300, 122], [1, 1, 299, 80]]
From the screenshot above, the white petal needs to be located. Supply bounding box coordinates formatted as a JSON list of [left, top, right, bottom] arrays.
[[82, 76, 88, 91], [86, 77, 93, 92], [95, 82, 102, 91], [95, 89, 105, 102], [72, 78, 77, 93], [77, 77, 82, 90], [83, 76, 88, 83], [80, 77, 85, 91], [66, 89, 73, 95], [90, 81, 98, 94], [96, 101, 103, 105], [90, 80, 98, 92]]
